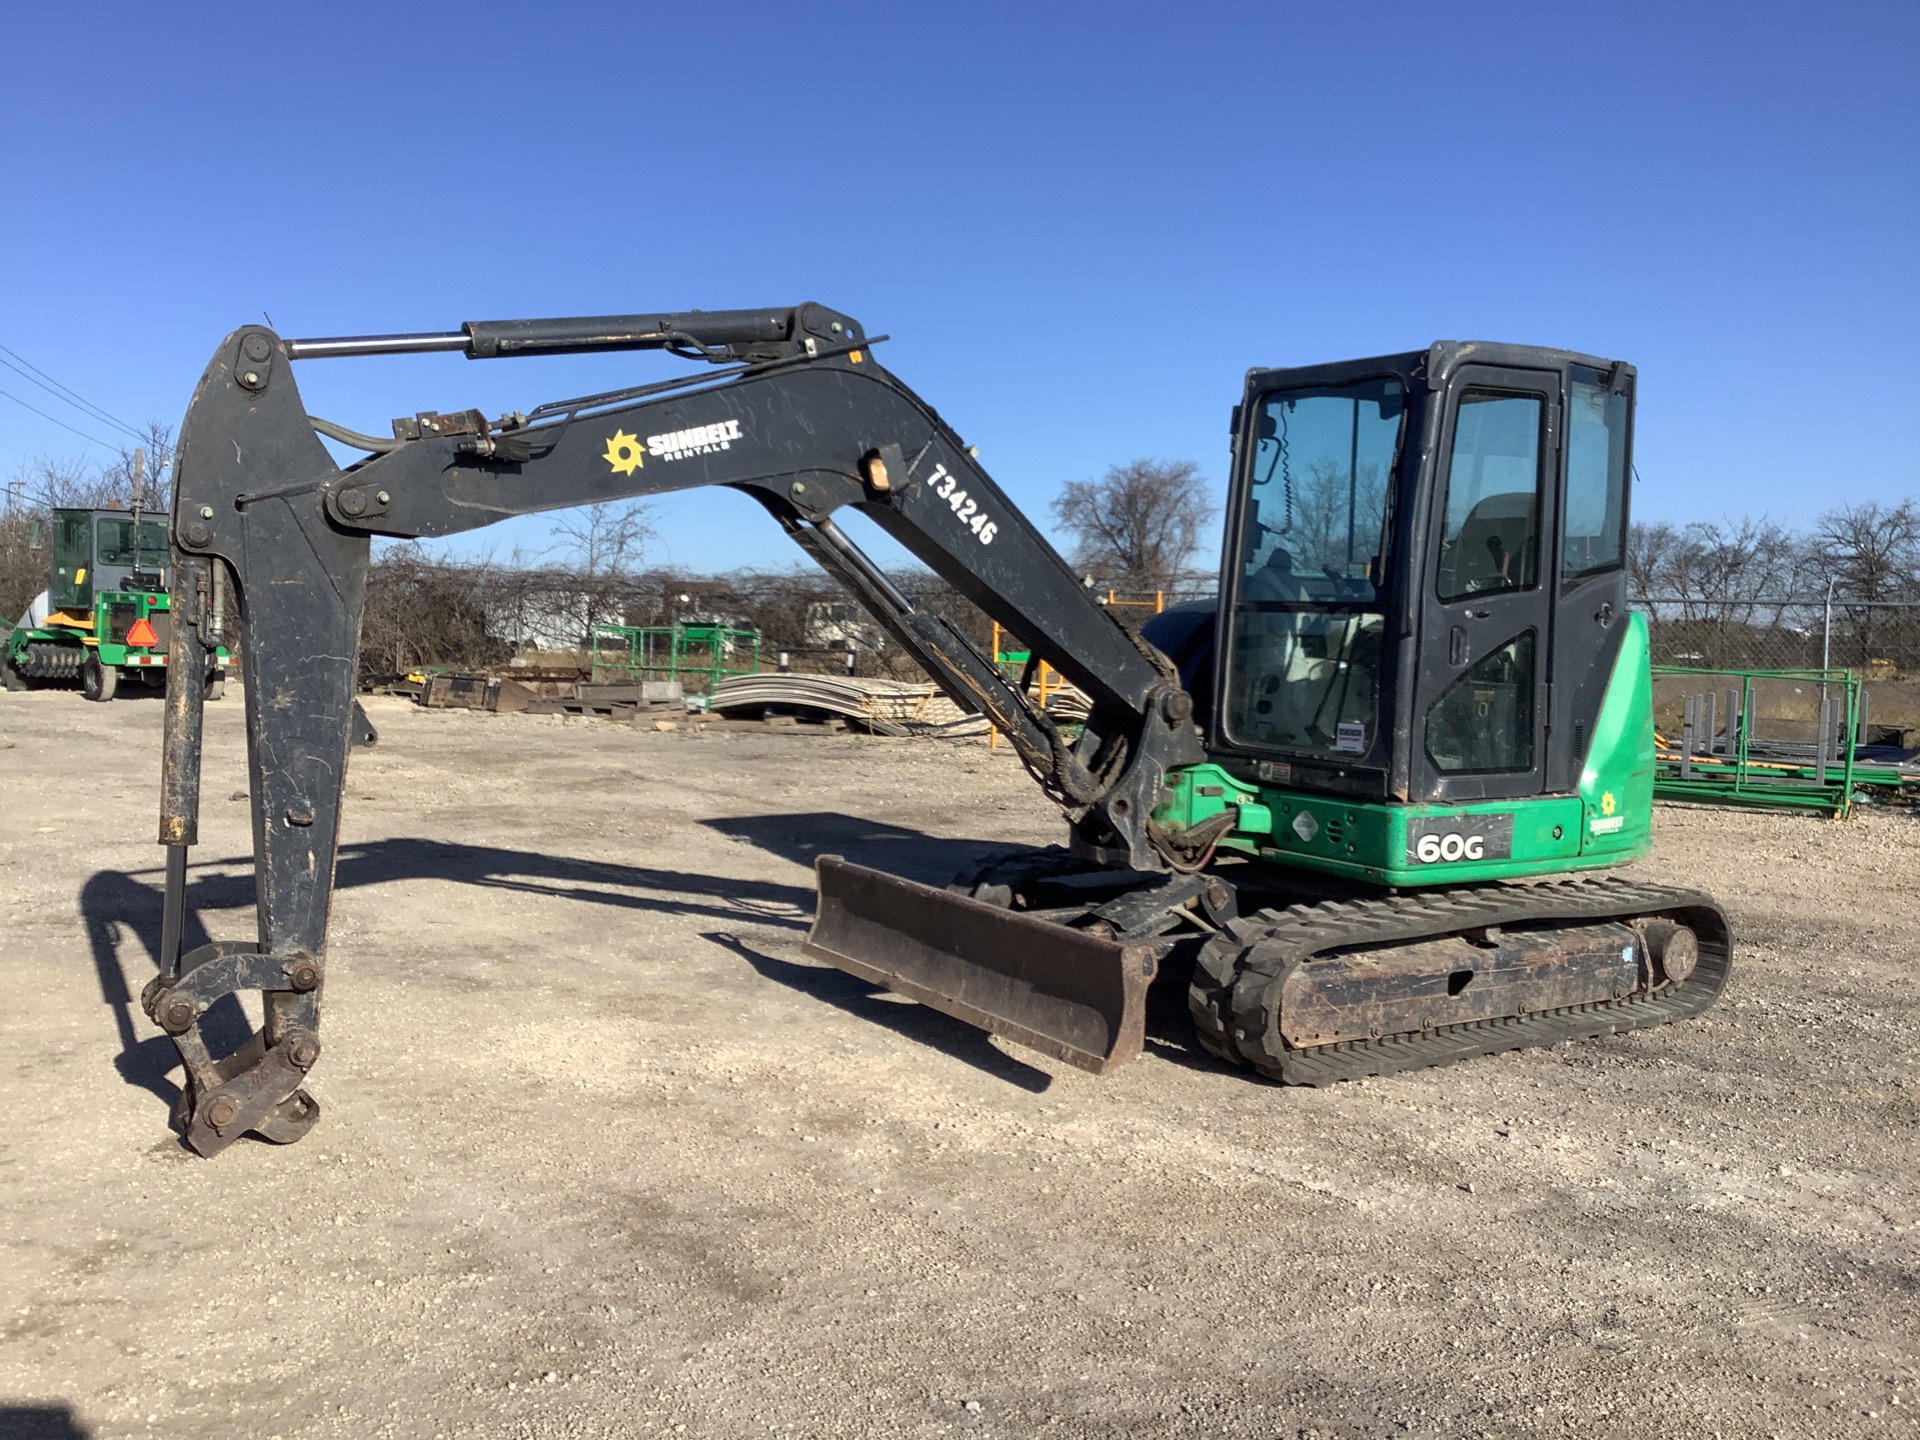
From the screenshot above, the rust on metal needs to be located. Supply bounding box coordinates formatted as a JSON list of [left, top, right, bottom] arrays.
[[1631, 917, 1699, 987], [1276, 921, 1644, 1049], [806, 855, 1155, 1075]]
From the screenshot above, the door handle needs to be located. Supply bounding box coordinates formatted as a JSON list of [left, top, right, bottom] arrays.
[[1595, 602, 1615, 627], [1449, 625, 1468, 666]]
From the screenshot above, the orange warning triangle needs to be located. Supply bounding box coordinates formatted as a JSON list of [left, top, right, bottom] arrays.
[[127, 617, 159, 647]]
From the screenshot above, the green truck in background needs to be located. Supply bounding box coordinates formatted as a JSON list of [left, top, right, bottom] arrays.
[[2, 507, 231, 701]]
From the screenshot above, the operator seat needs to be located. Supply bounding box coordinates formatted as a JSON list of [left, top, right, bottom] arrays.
[[1450, 491, 1537, 593], [1244, 545, 1309, 605], [1236, 546, 1317, 742]]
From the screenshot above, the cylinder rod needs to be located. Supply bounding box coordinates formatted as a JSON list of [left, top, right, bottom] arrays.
[[159, 554, 212, 979], [285, 331, 470, 360]]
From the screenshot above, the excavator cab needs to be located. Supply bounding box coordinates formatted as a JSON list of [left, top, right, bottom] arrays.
[[1199, 343, 1646, 876]]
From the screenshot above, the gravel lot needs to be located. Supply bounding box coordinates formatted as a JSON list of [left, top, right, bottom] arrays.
[[0, 688, 1914, 1439]]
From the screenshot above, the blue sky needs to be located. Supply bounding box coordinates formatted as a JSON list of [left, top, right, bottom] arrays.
[[1, 2, 1913, 574]]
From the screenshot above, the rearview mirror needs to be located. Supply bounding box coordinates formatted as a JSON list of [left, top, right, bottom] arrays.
[[27, 519, 44, 549]]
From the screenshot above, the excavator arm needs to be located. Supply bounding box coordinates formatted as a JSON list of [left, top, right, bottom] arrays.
[[147, 305, 1205, 1155]]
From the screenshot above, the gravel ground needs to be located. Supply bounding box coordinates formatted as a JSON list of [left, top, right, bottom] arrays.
[[0, 688, 1914, 1439]]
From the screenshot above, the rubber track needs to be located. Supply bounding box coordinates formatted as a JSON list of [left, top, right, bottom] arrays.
[[1189, 877, 1732, 1085]]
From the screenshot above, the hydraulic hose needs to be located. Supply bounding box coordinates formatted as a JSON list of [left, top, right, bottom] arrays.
[[309, 416, 406, 453]]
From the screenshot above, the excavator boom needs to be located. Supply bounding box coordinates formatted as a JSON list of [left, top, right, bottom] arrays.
[[148, 306, 1202, 1154]]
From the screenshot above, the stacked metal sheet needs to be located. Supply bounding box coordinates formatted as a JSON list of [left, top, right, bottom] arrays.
[[710, 674, 985, 736]]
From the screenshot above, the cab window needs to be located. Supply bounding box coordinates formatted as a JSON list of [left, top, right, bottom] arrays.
[[1435, 391, 1543, 601], [1564, 368, 1629, 581]]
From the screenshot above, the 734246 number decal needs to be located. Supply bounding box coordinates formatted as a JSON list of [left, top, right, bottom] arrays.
[[925, 463, 997, 545]]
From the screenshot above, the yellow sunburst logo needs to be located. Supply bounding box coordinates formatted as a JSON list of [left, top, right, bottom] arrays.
[[1600, 791, 1617, 816], [603, 430, 646, 475]]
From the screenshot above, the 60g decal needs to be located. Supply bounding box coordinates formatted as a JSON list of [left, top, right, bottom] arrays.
[[926, 463, 997, 545], [1405, 813, 1514, 866], [1414, 831, 1484, 863]]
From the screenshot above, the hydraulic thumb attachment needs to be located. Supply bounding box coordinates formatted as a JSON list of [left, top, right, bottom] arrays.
[[148, 552, 326, 1156]]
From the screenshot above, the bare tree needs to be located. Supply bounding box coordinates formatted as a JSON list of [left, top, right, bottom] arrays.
[[1809, 500, 1920, 601], [103, 422, 177, 516], [1627, 516, 1809, 611], [357, 542, 510, 679], [1626, 520, 1680, 602], [1808, 500, 1920, 664], [1627, 515, 1822, 669], [1050, 458, 1213, 591], [545, 500, 658, 645], [551, 501, 655, 577], [2, 455, 122, 624]]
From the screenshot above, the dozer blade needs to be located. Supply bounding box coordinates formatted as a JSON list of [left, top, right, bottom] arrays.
[[806, 855, 1157, 1075]]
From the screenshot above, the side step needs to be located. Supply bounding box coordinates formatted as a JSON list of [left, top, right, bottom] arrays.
[[806, 855, 1158, 1074]]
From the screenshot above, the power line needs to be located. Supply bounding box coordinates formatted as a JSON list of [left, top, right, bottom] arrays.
[[0, 343, 144, 439], [0, 342, 144, 442], [0, 387, 119, 451]]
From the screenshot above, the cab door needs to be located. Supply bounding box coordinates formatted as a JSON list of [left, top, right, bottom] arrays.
[[1544, 365, 1634, 794], [1412, 366, 1561, 802], [51, 510, 94, 612]]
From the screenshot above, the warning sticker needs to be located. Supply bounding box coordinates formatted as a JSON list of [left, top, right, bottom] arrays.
[[1335, 721, 1366, 753]]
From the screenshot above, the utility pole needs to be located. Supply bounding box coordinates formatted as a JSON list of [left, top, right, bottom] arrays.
[[130, 447, 147, 575]]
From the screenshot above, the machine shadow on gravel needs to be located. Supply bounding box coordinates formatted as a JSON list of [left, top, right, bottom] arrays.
[[0, 1404, 91, 1439], [699, 811, 1030, 887], [78, 820, 1037, 1117], [79, 866, 247, 1108], [704, 930, 1057, 1092]]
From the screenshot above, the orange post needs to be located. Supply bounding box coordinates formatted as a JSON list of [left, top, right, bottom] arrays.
[[989, 622, 1001, 749]]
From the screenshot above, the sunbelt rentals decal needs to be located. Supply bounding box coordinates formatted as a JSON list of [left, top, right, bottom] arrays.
[[603, 419, 745, 475], [651, 419, 743, 461], [1589, 790, 1625, 835]]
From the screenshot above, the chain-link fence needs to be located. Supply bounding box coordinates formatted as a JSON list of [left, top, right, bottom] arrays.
[[1636, 597, 1920, 673], [1637, 596, 1920, 737]]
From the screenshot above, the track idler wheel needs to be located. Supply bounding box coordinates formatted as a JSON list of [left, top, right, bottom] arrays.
[[1190, 914, 1281, 1065], [1632, 917, 1699, 986]]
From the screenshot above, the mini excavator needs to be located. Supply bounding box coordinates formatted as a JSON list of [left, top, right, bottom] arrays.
[[143, 305, 1730, 1156]]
